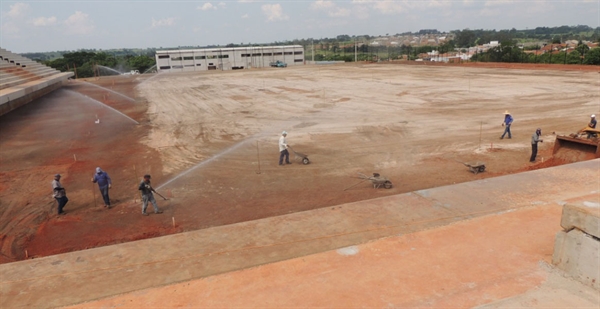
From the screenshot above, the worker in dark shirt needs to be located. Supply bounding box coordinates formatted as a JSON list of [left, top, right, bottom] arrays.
[[138, 174, 163, 216], [530, 128, 543, 162]]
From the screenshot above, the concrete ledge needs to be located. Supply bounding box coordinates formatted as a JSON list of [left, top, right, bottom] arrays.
[[0, 72, 72, 115], [560, 203, 600, 238], [552, 228, 600, 290]]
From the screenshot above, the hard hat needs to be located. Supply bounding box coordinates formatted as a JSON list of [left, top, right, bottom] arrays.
[[282, 131, 288, 135], [592, 114, 596, 118]]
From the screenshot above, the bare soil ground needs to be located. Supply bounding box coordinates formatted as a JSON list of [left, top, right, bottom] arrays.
[[0, 62, 598, 263]]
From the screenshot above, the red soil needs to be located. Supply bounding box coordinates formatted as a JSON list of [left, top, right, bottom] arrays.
[[0, 66, 596, 263]]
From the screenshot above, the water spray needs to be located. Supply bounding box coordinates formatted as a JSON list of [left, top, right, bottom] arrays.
[[64, 90, 139, 125], [79, 81, 136, 102]]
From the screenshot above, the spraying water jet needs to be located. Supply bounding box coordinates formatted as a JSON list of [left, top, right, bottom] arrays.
[[64, 89, 139, 125], [79, 81, 136, 102], [96, 65, 123, 76]]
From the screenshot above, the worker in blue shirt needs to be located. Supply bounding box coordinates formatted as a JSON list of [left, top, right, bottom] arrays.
[[500, 111, 513, 139]]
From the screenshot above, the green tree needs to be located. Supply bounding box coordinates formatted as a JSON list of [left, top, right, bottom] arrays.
[[551, 36, 562, 44], [583, 48, 600, 65], [62, 51, 96, 67], [575, 41, 590, 54], [566, 50, 582, 64], [128, 55, 155, 73], [455, 29, 476, 47], [44, 57, 69, 72]]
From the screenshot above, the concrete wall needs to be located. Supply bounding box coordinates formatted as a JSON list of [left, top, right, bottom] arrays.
[[155, 45, 305, 72], [552, 203, 600, 290]]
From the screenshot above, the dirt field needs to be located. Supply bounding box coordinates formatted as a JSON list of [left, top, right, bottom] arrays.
[[0, 62, 598, 263]]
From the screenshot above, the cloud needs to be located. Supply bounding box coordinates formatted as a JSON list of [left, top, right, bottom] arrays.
[[64, 11, 94, 35], [329, 7, 351, 17], [7, 2, 29, 18], [352, 0, 404, 14], [32, 16, 57, 27], [198, 3, 217, 11], [310, 0, 335, 10], [484, 0, 515, 6], [261, 4, 289, 22], [427, 0, 451, 8], [151, 17, 175, 28], [353, 5, 370, 19], [311, 0, 351, 17], [241, 13, 249, 18], [1, 22, 20, 34]]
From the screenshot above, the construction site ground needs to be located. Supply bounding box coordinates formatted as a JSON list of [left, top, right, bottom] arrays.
[[0, 62, 598, 264], [1, 159, 598, 308]]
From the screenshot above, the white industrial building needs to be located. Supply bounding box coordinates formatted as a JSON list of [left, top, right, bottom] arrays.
[[155, 45, 305, 72]]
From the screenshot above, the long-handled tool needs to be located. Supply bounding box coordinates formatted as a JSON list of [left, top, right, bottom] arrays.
[[343, 178, 369, 191], [288, 146, 310, 165], [92, 181, 98, 207], [454, 159, 486, 174], [344, 173, 393, 191], [154, 191, 168, 200]]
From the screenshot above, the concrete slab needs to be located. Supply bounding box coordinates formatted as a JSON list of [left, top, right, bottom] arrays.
[[560, 203, 600, 238], [552, 229, 600, 290], [66, 205, 597, 308], [1, 159, 599, 308], [476, 268, 600, 309]]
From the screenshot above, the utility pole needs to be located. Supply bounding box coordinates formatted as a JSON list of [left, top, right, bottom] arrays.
[[354, 38, 357, 63]]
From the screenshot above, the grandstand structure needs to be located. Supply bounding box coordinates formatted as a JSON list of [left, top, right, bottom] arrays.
[[0, 48, 73, 116]]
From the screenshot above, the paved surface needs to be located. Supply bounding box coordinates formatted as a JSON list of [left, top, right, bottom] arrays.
[[68, 204, 600, 308], [1, 159, 599, 308]]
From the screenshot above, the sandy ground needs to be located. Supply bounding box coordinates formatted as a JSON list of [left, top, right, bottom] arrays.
[[0, 62, 598, 263]]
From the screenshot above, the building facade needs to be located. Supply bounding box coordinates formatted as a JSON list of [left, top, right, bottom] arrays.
[[155, 45, 305, 72]]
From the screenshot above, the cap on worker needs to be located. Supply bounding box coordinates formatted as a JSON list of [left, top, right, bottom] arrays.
[[503, 110, 511, 115], [592, 114, 596, 118], [282, 131, 288, 135], [54, 174, 61, 178], [143, 174, 151, 179], [96, 167, 102, 174]]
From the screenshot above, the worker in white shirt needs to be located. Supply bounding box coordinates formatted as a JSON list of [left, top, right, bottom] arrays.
[[278, 131, 291, 166]]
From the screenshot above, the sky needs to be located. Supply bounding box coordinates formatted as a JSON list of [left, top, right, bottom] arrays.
[[1, 0, 598, 53]]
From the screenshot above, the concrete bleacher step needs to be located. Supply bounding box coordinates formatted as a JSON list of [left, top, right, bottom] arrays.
[[23, 66, 58, 75], [0, 78, 41, 90], [0, 76, 22, 85], [1, 47, 74, 114]]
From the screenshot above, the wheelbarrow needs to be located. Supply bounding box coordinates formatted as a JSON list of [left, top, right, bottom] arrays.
[[459, 161, 486, 174], [288, 146, 310, 165], [344, 173, 392, 190]]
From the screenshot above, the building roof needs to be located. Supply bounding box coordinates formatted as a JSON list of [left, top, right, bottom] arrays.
[[156, 45, 303, 54]]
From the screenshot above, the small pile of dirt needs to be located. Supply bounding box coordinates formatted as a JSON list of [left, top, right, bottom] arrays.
[[553, 144, 597, 163]]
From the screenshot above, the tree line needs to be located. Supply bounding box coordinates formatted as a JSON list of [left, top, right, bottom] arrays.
[[470, 41, 599, 65], [41, 51, 156, 78]]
